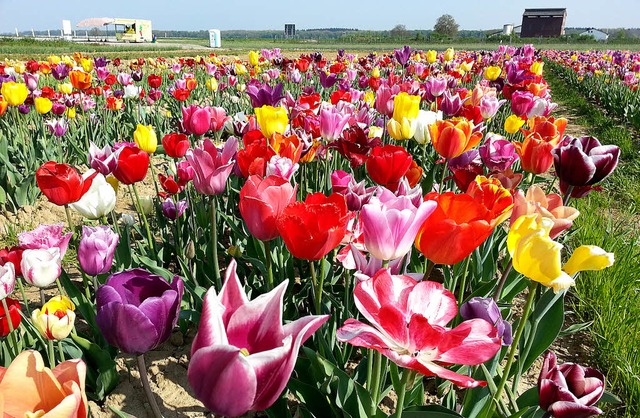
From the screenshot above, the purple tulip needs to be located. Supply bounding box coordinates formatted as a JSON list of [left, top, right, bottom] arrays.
[[552, 136, 620, 191], [89, 142, 119, 175], [17, 104, 30, 114], [319, 71, 337, 89], [479, 133, 519, 172], [440, 90, 463, 117], [340, 243, 407, 281], [94, 57, 109, 68], [538, 351, 605, 418], [360, 191, 436, 261], [185, 137, 238, 195], [460, 297, 512, 346], [45, 119, 68, 137], [246, 82, 284, 108], [51, 101, 66, 116], [188, 259, 328, 416], [161, 198, 188, 220], [23, 73, 39, 91], [394, 45, 411, 67], [0, 74, 16, 89], [78, 225, 119, 276], [424, 77, 448, 99], [52, 63, 69, 81], [331, 170, 375, 211], [96, 269, 183, 355]]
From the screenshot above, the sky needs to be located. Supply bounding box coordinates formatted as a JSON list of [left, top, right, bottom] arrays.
[[0, 0, 638, 33]]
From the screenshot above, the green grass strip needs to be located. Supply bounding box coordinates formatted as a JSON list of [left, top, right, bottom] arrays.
[[546, 62, 640, 417]]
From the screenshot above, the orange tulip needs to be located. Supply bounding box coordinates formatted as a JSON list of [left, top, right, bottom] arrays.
[[415, 191, 496, 265], [69, 70, 92, 90], [513, 133, 555, 174], [510, 185, 579, 239], [466, 176, 514, 225], [0, 350, 87, 417], [0, 97, 8, 116], [521, 116, 567, 144], [429, 118, 483, 159], [268, 133, 303, 164]]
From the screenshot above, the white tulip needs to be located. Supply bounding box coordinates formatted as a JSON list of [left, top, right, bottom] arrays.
[[413, 110, 443, 144], [70, 171, 116, 219], [21, 248, 62, 288]]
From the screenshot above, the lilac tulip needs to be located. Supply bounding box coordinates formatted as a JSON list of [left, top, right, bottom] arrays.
[[23, 73, 39, 91], [161, 198, 188, 220], [188, 259, 328, 417], [19, 224, 72, 258], [89, 142, 119, 175], [96, 67, 110, 81], [186, 137, 238, 195], [96, 269, 183, 355], [51, 63, 69, 81], [331, 171, 375, 212], [45, 119, 68, 137], [116, 72, 132, 86], [479, 95, 506, 119], [246, 82, 284, 108], [424, 76, 448, 99], [340, 244, 407, 281], [360, 191, 436, 261], [538, 352, 605, 418], [319, 106, 350, 142], [460, 297, 512, 345], [77, 226, 119, 276], [479, 133, 519, 171]]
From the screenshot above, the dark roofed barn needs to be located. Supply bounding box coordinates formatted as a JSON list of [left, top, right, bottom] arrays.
[[521, 8, 567, 38]]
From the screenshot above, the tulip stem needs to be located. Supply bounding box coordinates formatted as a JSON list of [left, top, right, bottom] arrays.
[[493, 260, 513, 301], [438, 158, 448, 192], [422, 260, 435, 281], [264, 240, 274, 290], [47, 339, 56, 368], [131, 184, 156, 256], [58, 340, 65, 362], [490, 280, 538, 415], [136, 354, 163, 418], [16, 278, 31, 317], [457, 255, 471, 304], [309, 261, 323, 314], [1, 298, 17, 358], [64, 204, 75, 238], [563, 185, 574, 206], [210, 196, 222, 289], [148, 157, 161, 197], [393, 369, 416, 418], [369, 350, 384, 415]]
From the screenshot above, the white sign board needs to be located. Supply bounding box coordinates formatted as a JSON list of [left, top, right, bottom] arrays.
[[62, 20, 72, 35]]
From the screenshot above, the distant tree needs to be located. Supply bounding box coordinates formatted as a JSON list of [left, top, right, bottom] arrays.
[[390, 24, 409, 38], [434, 14, 459, 38]]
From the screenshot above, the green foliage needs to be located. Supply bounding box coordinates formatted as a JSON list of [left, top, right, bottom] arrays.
[[433, 15, 459, 38]]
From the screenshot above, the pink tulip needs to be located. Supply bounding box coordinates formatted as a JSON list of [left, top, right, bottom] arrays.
[[511, 186, 580, 239], [185, 138, 238, 195], [360, 191, 436, 261], [18, 223, 72, 258], [239, 175, 297, 241], [209, 106, 231, 132], [319, 106, 350, 142], [181, 104, 212, 136], [337, 269, 502, 388], [188, 260, 329, 416]]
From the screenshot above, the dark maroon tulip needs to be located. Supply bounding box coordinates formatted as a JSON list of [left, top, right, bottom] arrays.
[[538, 351, 605, 418], [96, 269, 183, 355], [552, 136, 620, 187]]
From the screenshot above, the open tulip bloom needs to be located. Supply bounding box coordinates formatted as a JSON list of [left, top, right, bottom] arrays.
[[188, 260, 329, 416]]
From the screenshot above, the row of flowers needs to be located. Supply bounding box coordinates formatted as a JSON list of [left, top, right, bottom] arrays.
[[0, 44, 619, 418]]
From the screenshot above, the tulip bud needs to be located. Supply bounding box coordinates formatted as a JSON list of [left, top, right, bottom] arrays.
[[20, 248, 62, 288]]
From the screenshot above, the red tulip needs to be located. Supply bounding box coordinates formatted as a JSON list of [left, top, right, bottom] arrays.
[[158, 173, 183, 195], [366, 144, 413, 192], [277, 193, 350, 260], [239, 175, 297, 241], [36, 162, 97, 206], [162, 132, 190, 158], [112, 145, 150, 185], [0, 297, 21, 337], [147, 74, 162, 89], [0, 246, 24, 277]]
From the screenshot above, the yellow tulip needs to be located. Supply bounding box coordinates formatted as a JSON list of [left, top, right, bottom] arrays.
[[13, 63, 25, 74], [484, 66, 502, 81], [34, 97, 52, 115], [530, 61, 544, 76], [0, 82, 29, 106], [459, 61, 473, 73], [58, 82, 73, 94], [371, 66, 380, 78], [392, 92, 420, 121], [426, 50, 437, 64], [235, 63, 248, 75], [237, 83, 246, 93], [31, 295, 76, 340], [248, 50, 260, 67], [255, 105, 289, 138], [563, 245, 614, 276], [66, 107, 76, 119], [206, 77, 219, 92], [444, 48, 455, 62], [48, 55, 61, 65], [387, 118, 416, 141], [133, 124, 158, 153], [368, 126, 383, 138], [80, 58, 94, 73], [106, 175, 119, 193], [504, 114, 525, 134], [508, 215, 574, 292], [363, 91, 375, 107]]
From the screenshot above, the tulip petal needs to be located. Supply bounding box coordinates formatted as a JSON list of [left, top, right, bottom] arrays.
[[0, 351, 67, 415], [190, 287, 229, 356], [414, 360, 487, 388], [96, 303, 159, 354], [188, 345, 257, 417], [407, 281, 458, 326], [51, 359, 87, 417], [252, 313, 329, 410], [435, 319, 501, 365], [563, 245, 614, 276], [218, 259, 249, 326], [336, 318, 396, 350], [548, 401, 602, 418]]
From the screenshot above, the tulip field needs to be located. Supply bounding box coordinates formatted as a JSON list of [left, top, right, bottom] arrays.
[[0, 44, 632, 417]]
